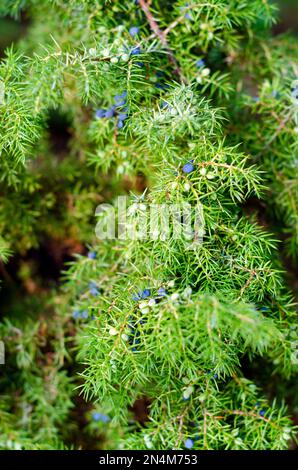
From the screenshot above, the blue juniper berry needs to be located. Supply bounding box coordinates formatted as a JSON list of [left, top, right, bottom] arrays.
[[89, 281, 99, 296], [95, 109, 106, 119], [131, 46, 141, 56], [182, 162, 195, 174], [92, 411, 110, 423], [81, 310, 88, 319], [100, 414, 110, 423], [104, 105, 116, 118], [291, 88, 298, 99], [129, 26, 139, 37], [132, 289, 150, 301], [196, 59, 205, 68], [157, 286, 168, 297], [87, 251, 96, 259], [184, 438, 194, 449], [114, 91, 127, 107], [141, 289, 150, 298], [72, 309, 81, 319], [259, 409, 266, 417], [180, 3, 191, 20], [117, 112, 128, 129], [118, 113, 128, 121], [92, 412, 101, 421], [260, 306, 269, 312]]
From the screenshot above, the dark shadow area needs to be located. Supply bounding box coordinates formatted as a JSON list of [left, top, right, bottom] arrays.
[[274, 0, 298, 36], [0, 13, 29, 56], [46, 110, 73, 158]]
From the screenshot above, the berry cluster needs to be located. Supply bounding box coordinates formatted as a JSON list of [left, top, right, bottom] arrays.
[[129, 26, 139, 38], [92, 411, 110, 423], [72, 309, 89, 320], [89, 281, 100, 296], [95, 91, 129, 129]]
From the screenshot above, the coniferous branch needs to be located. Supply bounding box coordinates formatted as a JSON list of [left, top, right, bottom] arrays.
[[0, 0, 297, 451]]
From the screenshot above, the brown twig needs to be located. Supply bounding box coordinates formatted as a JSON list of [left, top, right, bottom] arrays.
[[240, 269, 257, 296], [217, 409, 281, 430], [138, 0, 183, 81]]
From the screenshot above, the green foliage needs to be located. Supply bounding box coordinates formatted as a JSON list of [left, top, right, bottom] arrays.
[[0, 0, 297, 451]]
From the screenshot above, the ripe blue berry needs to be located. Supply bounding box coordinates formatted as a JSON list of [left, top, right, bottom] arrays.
[[131, 46, 141, 56], [105, 106, 116, 118], [119, 91, 127, 98], [100, 414, 110, 423], [129, 26, 139, 37], [114, 92, 127, 107], [81, 310, 88, 319], [259, 409, 266, 417], [88, 251, 96, 259], [141, 289, 150, 298], [182, 162, 194, 174], [92, 412, 110, 423], [89, 281, 99, 296], [196, 59, 205, 68], [92, 412, 101, 422], [291, 88, 298, 99], [157, 287, 167, 297], [184, 438, 194, 449], [95, 109, 106, 119], [72, 309, 81, 319], [118, 113, 128, 121], [260, 306, 269, 312]]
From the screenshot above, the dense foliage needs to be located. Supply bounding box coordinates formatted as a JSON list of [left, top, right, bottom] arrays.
[[0, 0, 297, 450]]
